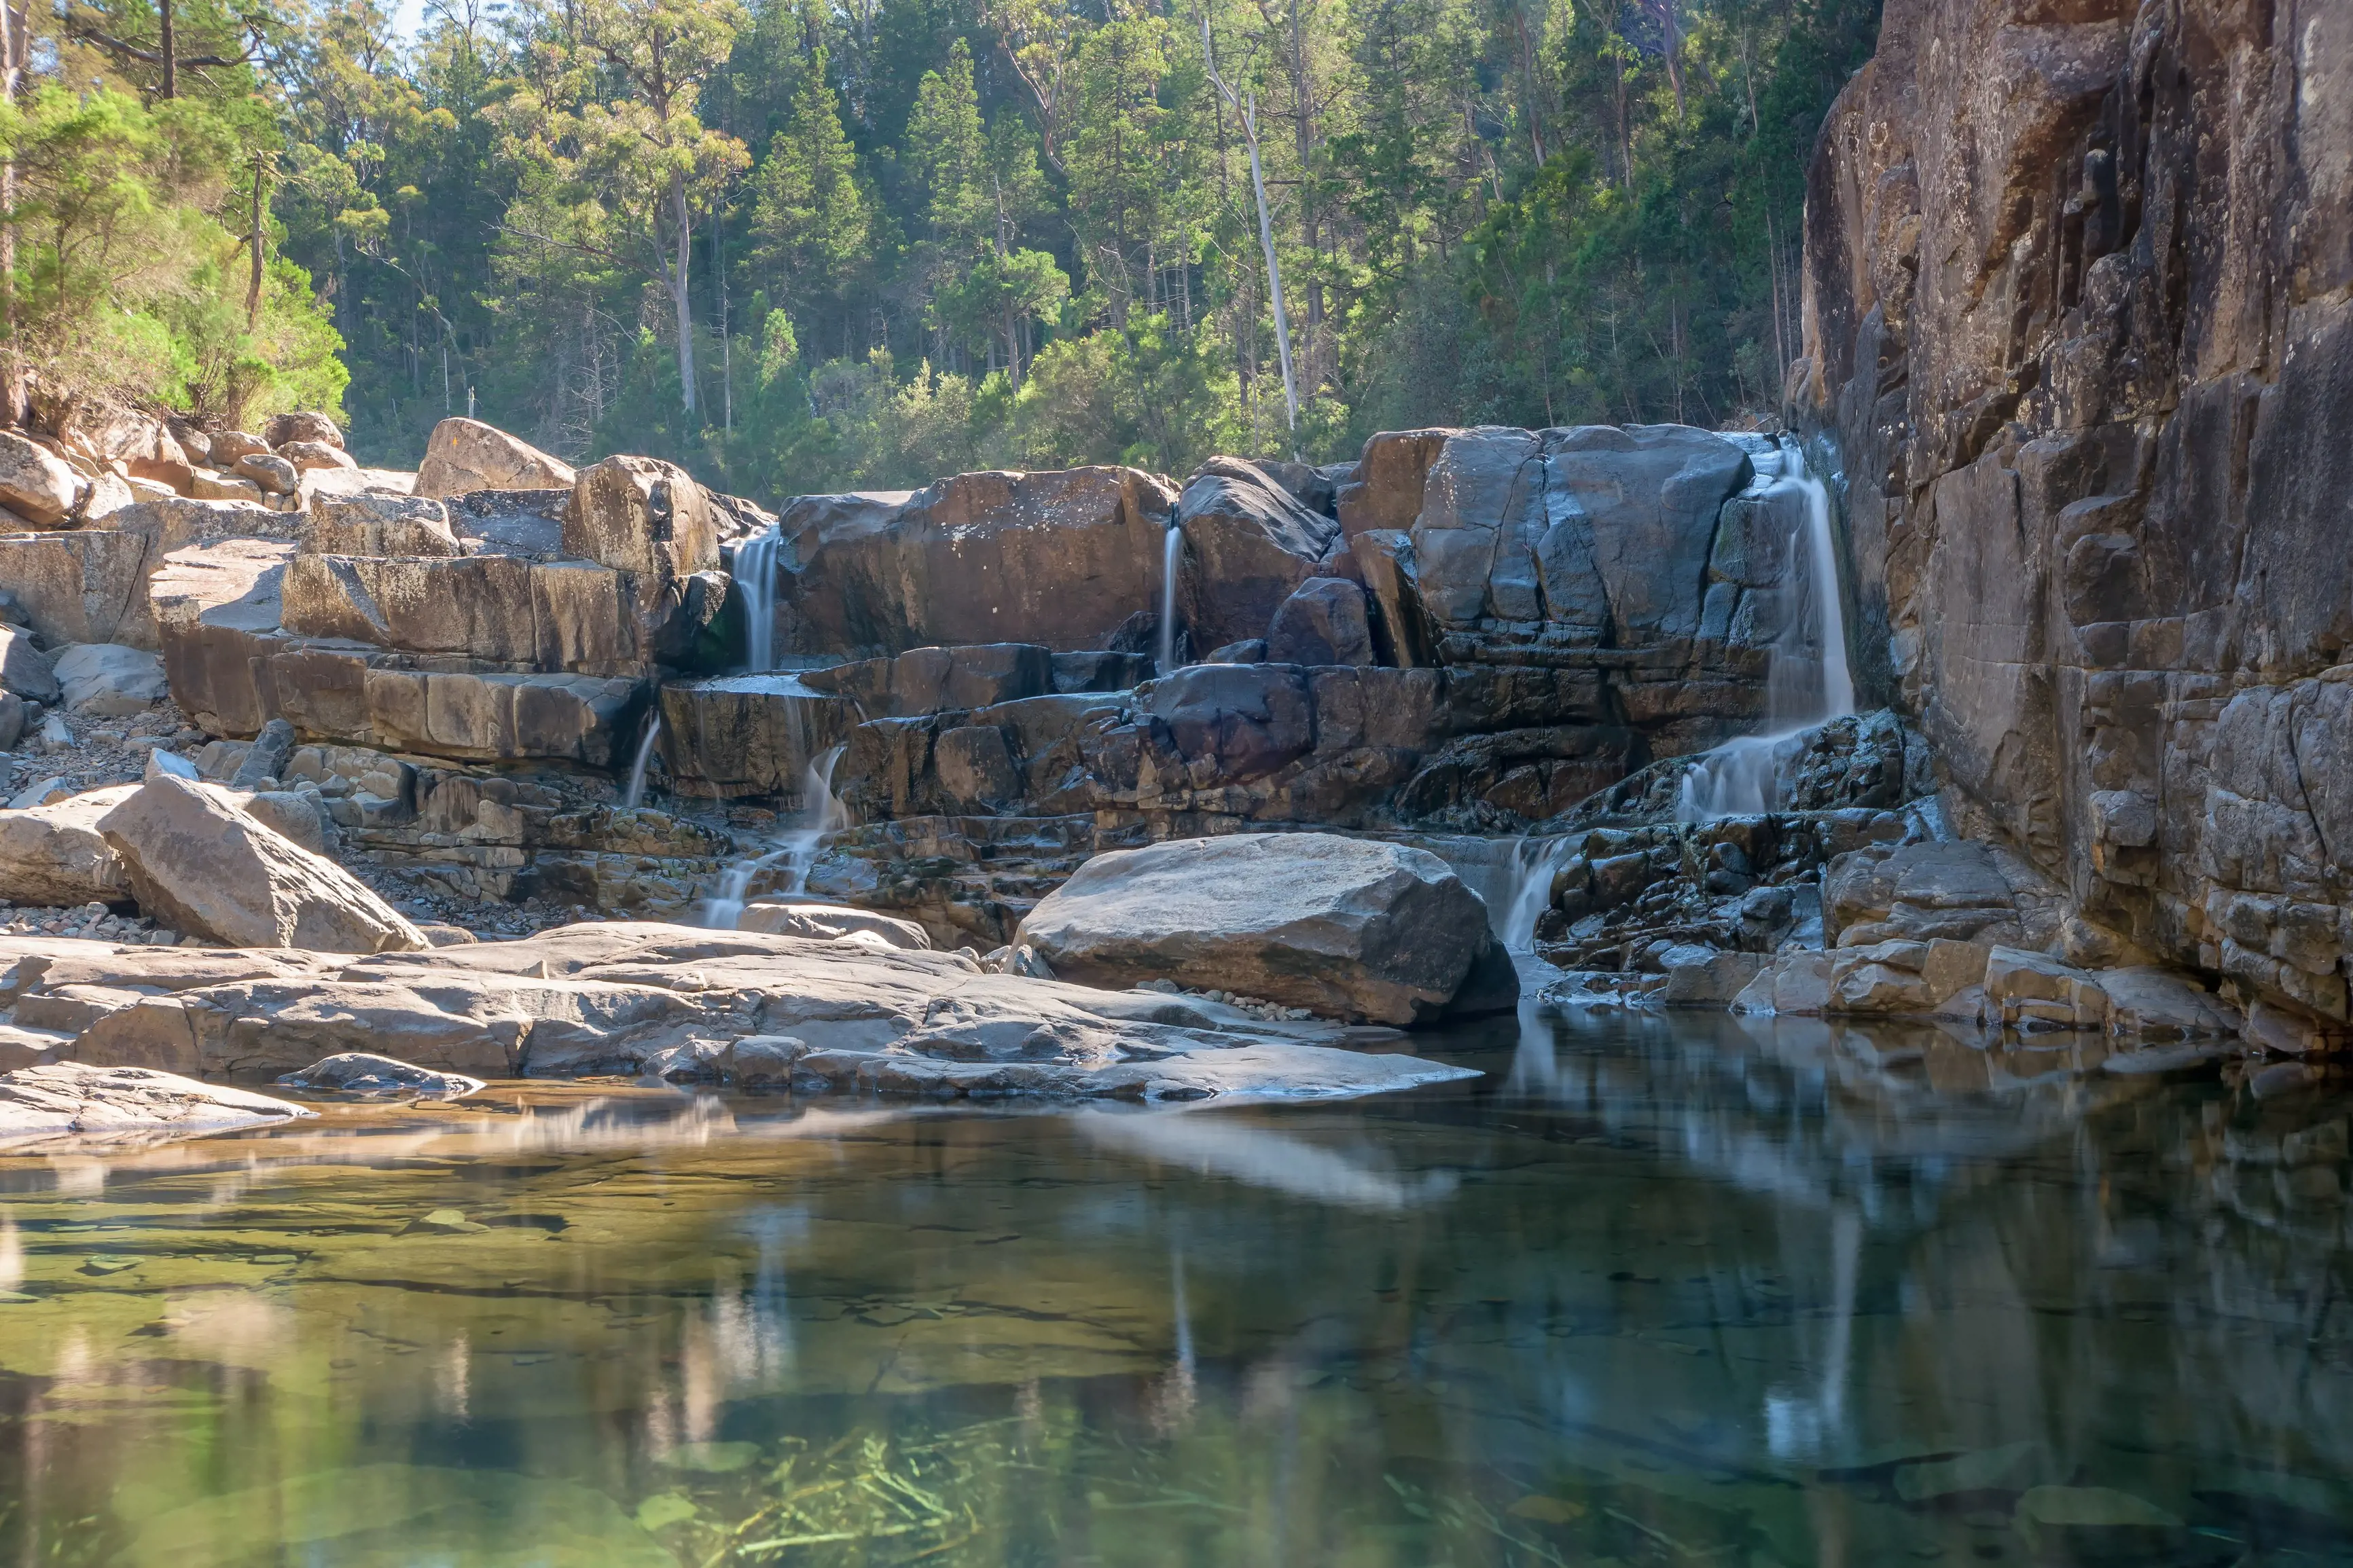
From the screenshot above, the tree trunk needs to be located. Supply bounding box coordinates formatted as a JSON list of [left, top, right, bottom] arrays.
[[245, 155, 266, 329], [670, 169, 698, 417], [0, 0, 24, 427], [1244, 96, 1299, 454], [160, 0, 176, 98]]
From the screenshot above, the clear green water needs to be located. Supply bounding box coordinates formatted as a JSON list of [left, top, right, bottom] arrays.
[[1, 1008, 2350, 1566]]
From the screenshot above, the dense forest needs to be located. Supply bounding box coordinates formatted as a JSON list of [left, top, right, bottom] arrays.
[[12, 0, 1877, 495]]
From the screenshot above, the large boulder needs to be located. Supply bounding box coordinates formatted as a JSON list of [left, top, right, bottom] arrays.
[[565, 453, 721, 581], [303, 492, 459, 557], [1265, 577, 1376, 666], [1174, 458, 1341, 651], [778, 467, 1179, 657], [0, 431, 79, 526], [413, 418, 576, 497], [53, 643, 168, 714], [0, 624, 57, 703], [1016, 832, 1514, 1024], [94, 773, 429, 953], [0, 784, 135, 906], [264, 411, 343, 450]]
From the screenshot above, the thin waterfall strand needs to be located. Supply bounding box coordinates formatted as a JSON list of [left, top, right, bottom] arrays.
[[1677, 439, 1855, 822], [735, 526, 783, 674], [1157, 524, 1183, 676], [700, 743, 847, 929], [622, 714, 663, 809]]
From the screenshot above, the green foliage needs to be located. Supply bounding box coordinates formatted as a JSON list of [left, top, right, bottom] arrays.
[[247, 0, 1878, 486], [0, 75, 346, 428]]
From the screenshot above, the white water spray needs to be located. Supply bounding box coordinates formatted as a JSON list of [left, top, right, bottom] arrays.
[[622, 714, 664, 809], [1676, 438, 1854, 822], [700, 743, 847, 929], [734, 526, 783, 673], [1157, 524, 1183, 676]]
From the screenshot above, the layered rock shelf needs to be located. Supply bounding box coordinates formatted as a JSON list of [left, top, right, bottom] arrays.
[[0, 286, 2330, 1100]]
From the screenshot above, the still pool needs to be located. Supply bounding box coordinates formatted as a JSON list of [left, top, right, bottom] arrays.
[[0, 1008, 2348, 1565]]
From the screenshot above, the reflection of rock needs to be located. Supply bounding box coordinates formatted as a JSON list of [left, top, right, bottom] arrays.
[[1018, 833, 1513, 1025], [35, 920, 1475, 1101], [0, 1061, 311, 1149]]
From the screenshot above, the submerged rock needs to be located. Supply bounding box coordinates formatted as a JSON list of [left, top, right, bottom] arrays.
[[1017, 832, 1514, 1025], [0, 1061, 312, 1148], [276, 1052, 484, 1097]]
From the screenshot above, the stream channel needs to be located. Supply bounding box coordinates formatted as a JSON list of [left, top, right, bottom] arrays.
[[0, 1006, 2348, 1565]]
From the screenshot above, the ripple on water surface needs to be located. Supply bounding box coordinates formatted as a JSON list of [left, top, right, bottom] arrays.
[[0, 1009, 2347, 1566]]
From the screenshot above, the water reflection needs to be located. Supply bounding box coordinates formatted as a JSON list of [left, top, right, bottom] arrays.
[[0, 1012, 2343, 1565]]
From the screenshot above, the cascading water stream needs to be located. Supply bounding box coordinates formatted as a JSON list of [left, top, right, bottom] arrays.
[[700, 743, 848, 929], [1494, 436, 1852, 951], [622, 714, 664, 809], [734, 525, 783, 674], [1157, 524, 1183, 676], [1674, 437, 1854, 823]]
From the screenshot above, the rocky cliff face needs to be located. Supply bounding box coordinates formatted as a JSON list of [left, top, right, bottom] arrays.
[[1798, 0, 2353, 1046]]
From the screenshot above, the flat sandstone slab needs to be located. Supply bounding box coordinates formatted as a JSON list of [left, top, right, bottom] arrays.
[[16, 923, 1477, 1105]]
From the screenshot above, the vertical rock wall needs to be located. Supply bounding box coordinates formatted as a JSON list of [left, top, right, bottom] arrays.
[[1798, 0, 2353, 1044]]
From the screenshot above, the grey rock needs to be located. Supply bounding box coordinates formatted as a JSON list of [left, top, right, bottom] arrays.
[[0, 783, 133, 905], [0, 624, 57, 704], [1017, 832, 1511, 1025], [736, 900, 932, 949], [230, 718, 296, 789], [52, 643, 168, 715], [45, 921, 1478, 1101], [0, 432, 78, 526], [414, 417, 577, 497], [1265, 577, 1376, 666], [232, 452, 299, 496], [1203, 639, 1266, 663], [242, 790, 331, 854], [0, 1061, 312, 1148], [276, 1052, 482, 1097], [95, 773, 428, 953], [7, 776, 68, 809], [264, 411, 344, 450], [1174, 458, 1341, 652]]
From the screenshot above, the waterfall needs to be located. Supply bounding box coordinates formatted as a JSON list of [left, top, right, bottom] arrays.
[[1497, 834, 1581, 953], [1157, 524, 1183, 676], [734, 526, 783, 673], [622, 713, 663, 809], [1676, 437, 1854, 822], [700, 743, 848, 929]]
